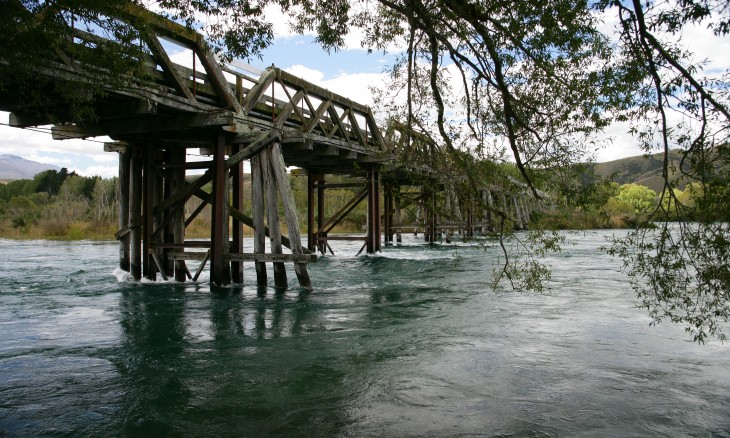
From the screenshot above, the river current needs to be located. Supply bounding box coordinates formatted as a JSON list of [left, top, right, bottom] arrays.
[[0, 230, 728, 436]]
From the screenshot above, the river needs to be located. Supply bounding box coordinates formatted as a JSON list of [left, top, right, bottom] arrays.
[[0, 230, 728, 436]]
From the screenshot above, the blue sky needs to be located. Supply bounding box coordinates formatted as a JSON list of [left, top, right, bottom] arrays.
[[0, 5, 728, 178]]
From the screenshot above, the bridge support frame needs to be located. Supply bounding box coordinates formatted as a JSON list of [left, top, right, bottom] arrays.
[[112, 136, 313, 290]]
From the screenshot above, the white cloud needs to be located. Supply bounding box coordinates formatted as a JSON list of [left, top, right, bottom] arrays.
[[77, 165, 118, 178], [284, 65, 385, 107], [0, 112, 116, 172], [285, 64, 326, 84]]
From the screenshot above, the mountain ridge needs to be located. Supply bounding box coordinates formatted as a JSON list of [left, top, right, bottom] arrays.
[[0, 154, 61, 181], [590, 149, 688, 193]]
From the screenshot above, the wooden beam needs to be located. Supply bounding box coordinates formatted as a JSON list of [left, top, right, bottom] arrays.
[[129, 147, 142, 280], [153, 130, 277, 218], [318, 187, 367, 235], [275, 89, 305, 128], [170, 146, 188, 282], [142, 31, 195, 101], [142, 147, 156, 280], [170, 252, 317, 263], [242, 68, 276, 114], [194, 39, 242, 112], [124, 3, 200, 45], [231, 144, 244, 284], [51, 110, 235, 140], [209, 134, 230, 285], [250, 153, 268, 286], [261, 147, 287, 288], [268, 143, 312, 290]]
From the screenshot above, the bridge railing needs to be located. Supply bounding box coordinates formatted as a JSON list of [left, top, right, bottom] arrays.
[[6, 2, 387, 154]]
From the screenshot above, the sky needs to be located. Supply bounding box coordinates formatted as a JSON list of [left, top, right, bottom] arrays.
[[1, 4, 728, 179]]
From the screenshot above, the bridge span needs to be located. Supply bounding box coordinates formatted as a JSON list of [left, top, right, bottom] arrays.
[[0, 3, 539, 288]]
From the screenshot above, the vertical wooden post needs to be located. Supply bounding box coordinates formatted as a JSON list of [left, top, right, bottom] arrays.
[[375, 169, 381, 252], [269, 143, 312, 290], [384, 183, 392, 244], [118, 147, 130, 272], [394, 185, 402, 243], [210, 134, 230, 286], [317, 175, 326, 254], [142, 147, 156, 281], [171, 146, 187, 282], [428, 189, 437, 243], [251, 154, 267, 286], [261, 148, 287, 288], [129, 147, 142, 280], [366, 166, 381, 254], [366, 168, 375, 253], [153, 151, 166, 277], [231, 144, 244, 284], [307, 173, 316, 253], [161, 151, 173, 276]]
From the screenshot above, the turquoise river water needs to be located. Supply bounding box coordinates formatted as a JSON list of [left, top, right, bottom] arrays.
[[0, 230, 729, 437]]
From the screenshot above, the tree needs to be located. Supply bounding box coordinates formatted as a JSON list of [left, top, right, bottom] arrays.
[[598, 0, 730, 342], [613, 183, 657, 214]]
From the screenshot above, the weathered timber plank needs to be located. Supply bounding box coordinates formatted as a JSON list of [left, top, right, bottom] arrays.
[[317, 236, 368, 241], [169, 252, 317, 262], [142, 31, 195, 101], [192, 250, 211, 282], [21, 60, 216, 113], [250, 154, 268, 285], [129, 148, 142, 280], [242, 68, 276, 114], [268, 143, 312, 290], [124, 3, 199, 45], [303, 98, 331, 134], [260, 147, 288, 288], [51, 110, 235, 140], [209, 135, 230, 285], [151, 251, 169, 281], [275, 89, 305, 128], [195, 39, 242, 112]]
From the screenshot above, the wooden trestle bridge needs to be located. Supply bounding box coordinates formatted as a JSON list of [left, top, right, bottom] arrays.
[[0, 4, 540, 288]]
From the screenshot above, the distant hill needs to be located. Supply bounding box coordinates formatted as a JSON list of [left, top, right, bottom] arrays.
[[590, 149, 689, 193], [0, 154, 61, 181]]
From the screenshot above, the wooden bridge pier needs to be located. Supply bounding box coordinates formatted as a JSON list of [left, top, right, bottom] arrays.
[[111, 136, 315, 289], [305, 166, 383, 257], [383, 183, 403, 244]]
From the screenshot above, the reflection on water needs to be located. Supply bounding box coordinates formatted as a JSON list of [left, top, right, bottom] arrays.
[[0, 232, 729, 436]]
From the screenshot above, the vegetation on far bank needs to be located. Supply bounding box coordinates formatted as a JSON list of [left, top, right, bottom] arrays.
[[0, 168, 369, 240], [0, 160, 709, 241]]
